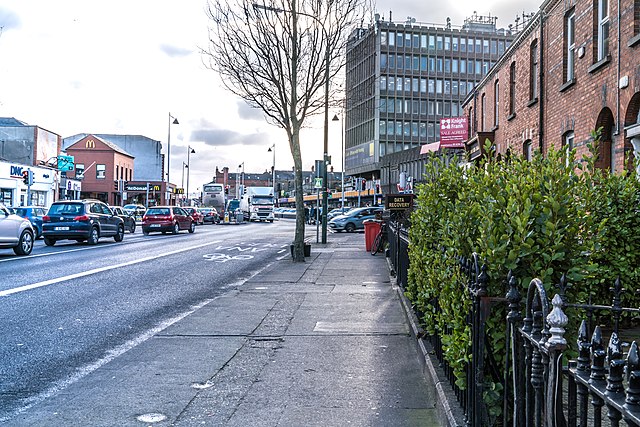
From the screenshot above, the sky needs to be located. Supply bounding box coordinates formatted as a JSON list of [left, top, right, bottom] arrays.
[[0, 0, 538, 194]]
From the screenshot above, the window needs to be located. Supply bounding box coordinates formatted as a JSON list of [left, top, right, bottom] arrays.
[[563, 131, 575, 164], [96, 164, 106, 179], [380, 98, 387, 112], [388, 98, 395, 113], [437, 58, 443, 72], [381, 31, 388, 45], [396, 77, 403, 92], [437, 36, 443, 50], [597, 0, 610, 61], [491, 40, 497, 54], [468, 37, 474, 52], [380, 76, 387, 91], [481, 93, 486, 131], [387, 121, 394, 135], [530, 40, 538, 100], [379, 120, 386, 135], [413, 34, 419, 47], [380, 53, 387, 69], [413, 55, 419, 70], [420, 78, 427, 93], [460, 60, 466, 73], [388, 55, 396, 69], [523, 140, 533, 161], [412, 78, 419, 92], [436, 79, 443, 94], [389, 32, 395, 47], [452, 59, 458, 73], [444, 36, 450, 50], [404, 78, 411, 92], [565, 10, 576, 82], [76, 163, 85, 178], [115, 165, 119, 180], [406, 33, 412, 47], [397, 54, 403, 70], [388, 77, 395, 92], [509, 62, 516, 116], [453, 37, 458, 51], [421, 34, 427, 48], [460, 37, 466, 52], [483, 39, 489, 53], [429, 35, 435, 49], [445, 59, 451, 73], [494, 80, 499, 127], [421, 56, 427, 71], [405, 55, 411, 69]]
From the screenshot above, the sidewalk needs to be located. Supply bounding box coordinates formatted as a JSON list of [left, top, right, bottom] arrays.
[[14, 233, 441, 427]]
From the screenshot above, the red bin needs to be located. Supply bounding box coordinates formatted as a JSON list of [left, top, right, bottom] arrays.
[[364, 220, 381, 252]]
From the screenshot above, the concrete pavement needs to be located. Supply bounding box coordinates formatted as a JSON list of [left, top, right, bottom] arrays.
[[11, 232, 441, 426]]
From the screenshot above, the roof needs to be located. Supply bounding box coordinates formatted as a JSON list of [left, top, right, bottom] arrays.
[[68, 134, 134, 158], [0, 117, 29, 126]]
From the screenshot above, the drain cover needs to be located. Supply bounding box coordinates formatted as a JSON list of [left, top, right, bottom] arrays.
[[137, 413, 167, 423]]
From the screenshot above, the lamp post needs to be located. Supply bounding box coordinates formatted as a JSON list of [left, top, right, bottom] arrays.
[[167, 113, 179, 204], [253, 3, 330, 244], [332, 112, 345, 213], [268, 144, 276, 204], [186, 146, 195, 206], [181, 162, 188, 205], [238, 162, 244, 198]]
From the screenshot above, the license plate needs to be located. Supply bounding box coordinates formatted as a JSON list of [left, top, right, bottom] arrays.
[[54, 226, 69, 231], [150, 224, 160, 228]]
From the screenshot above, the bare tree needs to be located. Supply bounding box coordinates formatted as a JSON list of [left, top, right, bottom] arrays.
[[203, 0, 370, 261]]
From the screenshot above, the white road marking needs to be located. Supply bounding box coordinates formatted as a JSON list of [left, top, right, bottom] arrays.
[[0, 240, 222, 297]]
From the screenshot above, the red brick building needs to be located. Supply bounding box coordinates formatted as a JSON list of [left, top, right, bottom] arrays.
[[462, 0, 640, 174], [65, 135, 134, 205]]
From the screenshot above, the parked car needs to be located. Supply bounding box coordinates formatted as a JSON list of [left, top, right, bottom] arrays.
[[110, 206, 136, 233], [42, 200, 125, 246], [327, 207, 353, 221], [0, 203, 34, 255], [142, 206, 195, 235], [184, 207, 204, 225], [12, 206, 47, 238], [200, 207, 220, 224], [123, 204, 146, 221], [328, 206, 383, 233]]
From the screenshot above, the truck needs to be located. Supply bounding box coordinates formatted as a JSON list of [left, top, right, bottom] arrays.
[[239, 186, 275, 222]]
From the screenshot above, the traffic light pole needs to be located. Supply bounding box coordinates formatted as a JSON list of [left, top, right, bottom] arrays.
[[27, 168, 32, 205]]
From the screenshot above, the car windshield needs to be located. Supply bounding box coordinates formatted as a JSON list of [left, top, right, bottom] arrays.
[[48, 203, 83, 215], [14, 208, 28, 216], [146, 208, 170, 215]]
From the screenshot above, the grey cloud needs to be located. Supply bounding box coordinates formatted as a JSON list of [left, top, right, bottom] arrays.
[[0, 7, 21, 31], [237, 102, 264, 121], [190, 128, 267, 147], [159, 43, 192, 57]]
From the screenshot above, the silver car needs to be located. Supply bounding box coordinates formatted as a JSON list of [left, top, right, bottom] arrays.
[[0, 203, 35, 255]]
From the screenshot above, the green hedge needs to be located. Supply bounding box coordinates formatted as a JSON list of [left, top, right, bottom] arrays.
[[406, 139, 640, 409]]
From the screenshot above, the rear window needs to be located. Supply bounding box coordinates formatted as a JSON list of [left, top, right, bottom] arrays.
[[48, 203, 84, 215], [146, 208, 170, 215]]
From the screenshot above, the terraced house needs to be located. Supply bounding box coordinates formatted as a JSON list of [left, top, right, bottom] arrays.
[[462, 0, 640, 173]]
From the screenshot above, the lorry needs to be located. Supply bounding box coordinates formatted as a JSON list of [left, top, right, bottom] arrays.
[[239, 186, 275, 222]]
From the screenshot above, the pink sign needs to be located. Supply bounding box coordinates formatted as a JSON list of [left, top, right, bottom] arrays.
[[439, 117, 468, 148]]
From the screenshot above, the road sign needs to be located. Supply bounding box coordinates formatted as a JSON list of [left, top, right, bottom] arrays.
[[314, 178, 323, 189], [57, 155, 75, 171]]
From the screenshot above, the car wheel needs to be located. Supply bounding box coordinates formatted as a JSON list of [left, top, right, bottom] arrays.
[[129, 222, 136, 233], [172, 222, 179, 234], [114, 225, 124, 242], [345, 223, 356, 233], [44, 237, 56, 246], [143, 230, 149, 236], [87, 227, 99, 245], [13, 229, 34, 256], [188, 221, 196, 233]]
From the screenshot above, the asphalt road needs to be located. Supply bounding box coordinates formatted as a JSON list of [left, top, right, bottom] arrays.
[[0, 219, 298, 422]]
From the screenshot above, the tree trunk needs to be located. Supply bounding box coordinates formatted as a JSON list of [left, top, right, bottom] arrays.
[[291, 128, 306, 262]]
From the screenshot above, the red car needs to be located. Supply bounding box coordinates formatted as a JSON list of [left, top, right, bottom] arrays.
[[142, 206, 195, 235], [185, 207, 204, 225]]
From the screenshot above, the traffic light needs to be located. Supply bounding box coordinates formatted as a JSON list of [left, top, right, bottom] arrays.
[[114, 180, 119, 191], [361, 178, 366, 191], [22, 170, 29, 185], [225, 185, 229, 195]]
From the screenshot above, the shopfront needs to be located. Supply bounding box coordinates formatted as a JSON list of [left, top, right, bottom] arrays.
[[0, 161, 58, 207]]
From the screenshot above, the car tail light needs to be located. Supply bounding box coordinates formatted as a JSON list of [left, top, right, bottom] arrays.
[[74, 215, 90, 221], [43, 215, 50, 222]]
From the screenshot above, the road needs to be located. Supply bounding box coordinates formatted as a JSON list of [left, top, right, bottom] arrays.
[[0, 219, 298, 422]]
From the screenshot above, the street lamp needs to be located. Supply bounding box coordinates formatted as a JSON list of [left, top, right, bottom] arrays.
[[186, 146, 195, 205], [332, 112, 345, 213], [181, 162, 188, 205], [253, 3, 330, 244], [167, 113, 179, 186], [268, 144, 276, 204], [237, 162, 245, 198]]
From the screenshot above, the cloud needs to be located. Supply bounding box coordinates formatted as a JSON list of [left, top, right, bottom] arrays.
[[190, 127, 268, 147], [159, 43, 192, 57], [237, 101, 264, 121], [0, 7, 21, 31]]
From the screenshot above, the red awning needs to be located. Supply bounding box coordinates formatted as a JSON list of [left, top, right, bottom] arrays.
[[420, 142, 440, 154]]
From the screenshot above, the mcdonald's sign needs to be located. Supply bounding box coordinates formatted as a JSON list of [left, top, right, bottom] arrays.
[[85, 139, 96, 149]]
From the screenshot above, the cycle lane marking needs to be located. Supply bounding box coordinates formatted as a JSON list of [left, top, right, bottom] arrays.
[[0, 240, 222, 298]]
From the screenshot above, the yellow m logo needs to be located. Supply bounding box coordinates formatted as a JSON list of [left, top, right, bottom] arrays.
[[85, 139, 96, 148]]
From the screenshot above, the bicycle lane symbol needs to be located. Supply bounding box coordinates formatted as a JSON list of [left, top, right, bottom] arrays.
[[203, 253, 254, 263]]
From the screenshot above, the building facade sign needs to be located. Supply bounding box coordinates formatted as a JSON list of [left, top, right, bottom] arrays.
[[440, 117, 468, 148]]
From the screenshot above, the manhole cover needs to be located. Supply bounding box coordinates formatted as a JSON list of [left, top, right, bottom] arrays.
[[137, 413, 167, 423]]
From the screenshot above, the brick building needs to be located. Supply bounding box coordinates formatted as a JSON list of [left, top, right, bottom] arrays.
[[65, 135, 134, 206], [462, 0, 640, 173]]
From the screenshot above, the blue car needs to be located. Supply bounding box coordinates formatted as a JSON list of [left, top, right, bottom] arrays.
[[12, 206, 47, 239], [328, 206, 383, 233]]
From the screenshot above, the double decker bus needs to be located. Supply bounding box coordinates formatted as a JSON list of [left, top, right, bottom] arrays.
[[201, 183, 225, 215]]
